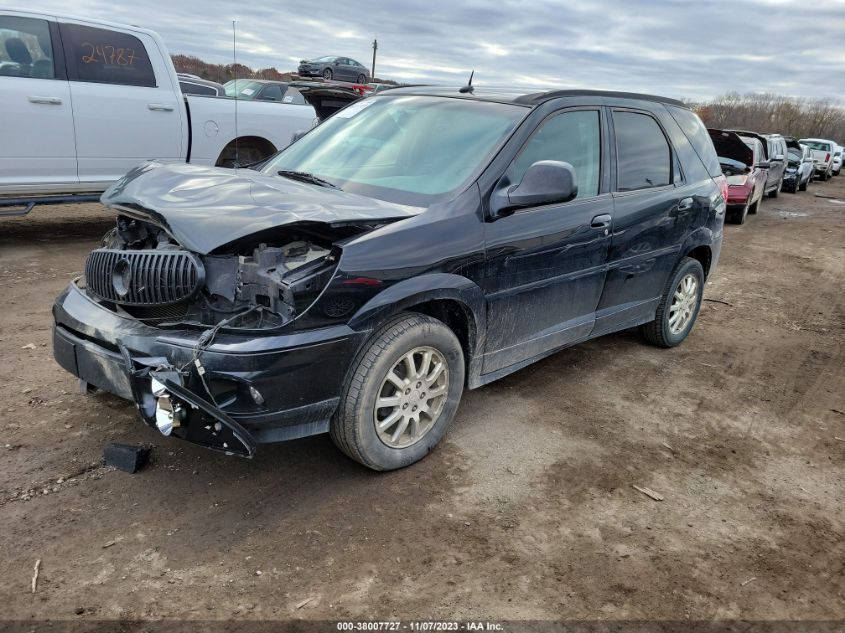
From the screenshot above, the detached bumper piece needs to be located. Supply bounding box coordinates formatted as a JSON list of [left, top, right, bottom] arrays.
[[120, 350, 257, 458]]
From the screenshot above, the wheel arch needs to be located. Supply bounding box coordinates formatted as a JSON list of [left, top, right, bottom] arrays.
[[215, 135, 277, 167], [347, 274, 487, 385]]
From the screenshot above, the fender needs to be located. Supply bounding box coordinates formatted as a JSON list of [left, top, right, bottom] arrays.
[[348, 273, 488, 383], [678, 226, 717, 274]]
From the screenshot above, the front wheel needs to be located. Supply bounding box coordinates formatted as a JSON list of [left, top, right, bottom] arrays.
[[768, 181, 780, 198], [640, 257, 704, 348], [323, 68, 333, 80], [799, 176, 809, 191], [330, 313, 465, 471], [356, 73, 367, 84]]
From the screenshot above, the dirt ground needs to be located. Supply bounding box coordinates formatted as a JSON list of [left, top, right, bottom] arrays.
[[0, 177, 843, 626]]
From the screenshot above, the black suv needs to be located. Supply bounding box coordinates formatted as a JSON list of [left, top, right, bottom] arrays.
[[53, 87, 726, 470]]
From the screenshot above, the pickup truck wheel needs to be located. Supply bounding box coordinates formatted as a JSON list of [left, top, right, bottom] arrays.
[[640, 257, 704, 348], [323, 68, 333, 80], [748, 198, 759, 214], [330, 313, 465, 471], [768, 181, 780, 198]]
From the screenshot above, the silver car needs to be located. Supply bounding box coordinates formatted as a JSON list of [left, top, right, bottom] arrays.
[[297, 56, 370, 83]]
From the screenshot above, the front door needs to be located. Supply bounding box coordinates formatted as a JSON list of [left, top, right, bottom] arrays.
[[0, 15, 77, 192], [59, 21, 183, 186], [482, 108, 611, 374]]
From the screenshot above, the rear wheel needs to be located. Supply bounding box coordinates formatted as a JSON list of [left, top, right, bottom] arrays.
[[727, 203, 749, 225], [640, 257, 704, 348], [330, 313, 465, 471]]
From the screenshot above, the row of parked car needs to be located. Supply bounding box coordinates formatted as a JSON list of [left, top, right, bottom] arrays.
[[709, 128, 843, 224]]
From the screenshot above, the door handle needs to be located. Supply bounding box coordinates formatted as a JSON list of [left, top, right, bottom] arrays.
[[148, 103, 175, 111], [28, 96, 62, 105], [591, 214, 612, 229], [678, 197, 694, 212]]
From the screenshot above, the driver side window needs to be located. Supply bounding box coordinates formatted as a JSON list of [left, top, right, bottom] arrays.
[[508, 109, 601, 199]]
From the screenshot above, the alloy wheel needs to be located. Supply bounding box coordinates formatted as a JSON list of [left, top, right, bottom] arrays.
[[373, 346, 449, 448], [668, 273, 699, 335]]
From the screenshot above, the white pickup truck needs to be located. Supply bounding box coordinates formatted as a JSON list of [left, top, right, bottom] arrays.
[[0, 9, 317, 209], [798, 138, 837, 181]]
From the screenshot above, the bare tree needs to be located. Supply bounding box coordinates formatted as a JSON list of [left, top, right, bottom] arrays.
[[693, 92, 845, 141]]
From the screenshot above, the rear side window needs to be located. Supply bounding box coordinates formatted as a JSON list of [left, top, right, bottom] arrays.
[[259, 83, 285, 101], [614, 111, 671, 191], [667, 105, 722, 177], [509, 110, 601, 199], [283, 86, 306, 105], [0, 16, 55, 79], [61, 23, 156, 87], [180, 81, 216, 96]]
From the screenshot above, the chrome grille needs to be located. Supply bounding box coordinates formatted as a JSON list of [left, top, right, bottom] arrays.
[[84, 248, 204, 306]]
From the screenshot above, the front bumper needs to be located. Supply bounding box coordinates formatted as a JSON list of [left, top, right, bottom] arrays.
[[53, 280, 366, 456]]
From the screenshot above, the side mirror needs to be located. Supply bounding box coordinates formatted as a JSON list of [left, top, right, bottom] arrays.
[[771, 154, 784, 162], [491, 160, 577, 217], [756, 161, 771, 169]]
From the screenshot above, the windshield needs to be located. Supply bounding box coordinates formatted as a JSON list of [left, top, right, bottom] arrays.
[[802, 141, 831, 151], [223, 80, 262, 99], [262, 95, 526, 205], [787, 149, 802, 162]]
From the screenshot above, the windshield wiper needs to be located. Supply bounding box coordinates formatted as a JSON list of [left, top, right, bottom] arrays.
[[277, 170, 341, 191]]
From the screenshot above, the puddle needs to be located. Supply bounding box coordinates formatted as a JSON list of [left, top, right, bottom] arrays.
[[778, 211, 808, 218]]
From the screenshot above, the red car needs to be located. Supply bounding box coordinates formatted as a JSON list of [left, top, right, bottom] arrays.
[[709, 129, 767, 225]]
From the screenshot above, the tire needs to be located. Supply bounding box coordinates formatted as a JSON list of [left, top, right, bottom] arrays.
[[330, 313, 465, 471], [799, 176, 808, 192], [322, 68, 333, 80], [748, 198, 760, 214], [356, 74, 367, 84], [727, 203, 748, 225], [640, 257, 705, 348], [768, 181, 780, 198]]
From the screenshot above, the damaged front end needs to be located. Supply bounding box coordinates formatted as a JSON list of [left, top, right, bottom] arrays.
[[53, 161, 417, 456], [89, 214, 343, 330]]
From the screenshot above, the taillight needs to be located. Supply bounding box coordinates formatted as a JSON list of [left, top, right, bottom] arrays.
[[714, 174, 728, 203], [826, 153, 831, 162]]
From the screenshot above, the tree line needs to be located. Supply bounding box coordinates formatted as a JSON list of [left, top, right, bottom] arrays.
[[693, 92, 845, 141]]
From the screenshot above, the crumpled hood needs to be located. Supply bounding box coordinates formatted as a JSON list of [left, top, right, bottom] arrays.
[[101, 161, 420, 254]]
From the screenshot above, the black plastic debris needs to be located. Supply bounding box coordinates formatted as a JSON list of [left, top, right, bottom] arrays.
[[104, 443, 151, 474]]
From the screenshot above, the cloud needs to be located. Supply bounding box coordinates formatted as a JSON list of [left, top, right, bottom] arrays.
[[26, 0, 845, 101]]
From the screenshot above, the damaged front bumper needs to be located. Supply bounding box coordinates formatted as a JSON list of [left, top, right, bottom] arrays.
[[53, 280, 366, 457]]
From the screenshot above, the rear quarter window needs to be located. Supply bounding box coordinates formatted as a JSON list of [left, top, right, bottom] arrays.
[[666, 105, 722, 178], [60, 23, 156, 87]]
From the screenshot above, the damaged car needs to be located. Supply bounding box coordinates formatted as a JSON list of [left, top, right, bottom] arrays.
[[53, 87, 726, 470]]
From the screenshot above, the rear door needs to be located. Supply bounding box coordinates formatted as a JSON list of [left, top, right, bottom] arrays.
[[593, 106, 691, 335], [59, 20, 184, 186], [0, 13, 77, 192]]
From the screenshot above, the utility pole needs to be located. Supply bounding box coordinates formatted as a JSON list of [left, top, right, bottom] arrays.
[[371, 38, 377, 81]]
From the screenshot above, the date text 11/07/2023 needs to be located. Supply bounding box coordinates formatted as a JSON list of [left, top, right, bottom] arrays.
[[336, 623, 505, 631]]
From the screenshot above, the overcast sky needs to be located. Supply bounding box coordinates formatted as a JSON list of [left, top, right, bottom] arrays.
[[33, 0, 845, 102]]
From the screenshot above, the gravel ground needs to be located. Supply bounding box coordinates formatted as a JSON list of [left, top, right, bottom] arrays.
[[0, 178, 843, 624]]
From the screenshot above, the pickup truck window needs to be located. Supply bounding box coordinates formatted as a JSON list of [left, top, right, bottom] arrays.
[[60, 22, 156, 87], [614, 111, 672, 192], [0, 16, 55, 79], [508, 110, 601, 199]]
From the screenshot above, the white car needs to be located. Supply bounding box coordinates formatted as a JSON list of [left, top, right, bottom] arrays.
[[0, 9, 316, 203], [798, 138, 837, 180], [832, 144, 843, 176]]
